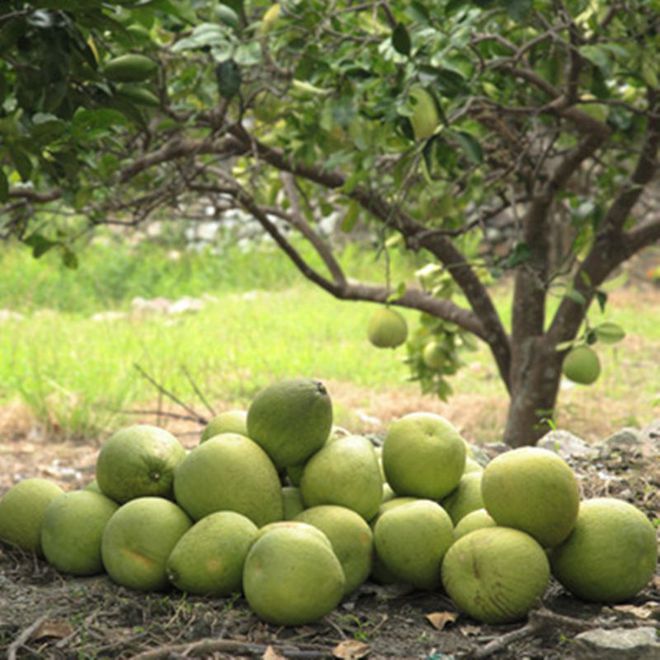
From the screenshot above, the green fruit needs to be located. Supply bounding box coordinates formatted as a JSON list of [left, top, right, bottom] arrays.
[[453, 508, 497, 540], [281, 486, 305, 520], [463, 457, 483, 474], [116, 84, 160, 107], [367, 307, 408, 349], [550, 498, 657, 603], [173, 434, 283, 526], [104, 54, 158, 82], [481, 447, 580, 548], [374, 496, 419, 521], [102, 497, 192, 591], [409, 85, 439, 141], [200, 410, 248, 443], [247, 378, 333, 469], [243, 526, 345, 625], [254, 521, 333, 549], [374, 500, 453, 590], [84, 479, 102, 493], [382, 412, 466, 499], [562, 345, 601, 385], [300, 435, 383, 521], [441, 472, 484, 525], [0, 479, 64, 555], [286, 463, 305, 487], [40, 490, 118, 576], [96, 424, 186, 503], [295, 505, 373, 596], [422, 341, 445, 370], [442, 527, 550, 624], [166, 511, 258, 596]]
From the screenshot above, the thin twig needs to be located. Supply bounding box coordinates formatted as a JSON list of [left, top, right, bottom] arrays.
[[181, 365, 216, 418], [8, 615, 49, 660], [120, 409, 203, 423]]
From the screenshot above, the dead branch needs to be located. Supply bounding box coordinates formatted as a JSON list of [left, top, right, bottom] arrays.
[[8, 615, 49, 660]]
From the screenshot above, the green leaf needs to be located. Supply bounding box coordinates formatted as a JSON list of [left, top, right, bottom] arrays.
[[9, 145, 32, 181], [579, 45, 611, 75], [500, 242, 530, 269], [215, 59, 241, 99], [595, 290, 608, 312], [593, 322, 625, 344], [503, 0, 532, 21], [565, 288, 586, 306], [24, 233, 56, 258], [555, 340, 575, 352], [455, 131, 482, 164], [61, 247, 79, 270], [392, 23, 411, 57], [341, 202, 360, 233], [0, 169, 8, 202]]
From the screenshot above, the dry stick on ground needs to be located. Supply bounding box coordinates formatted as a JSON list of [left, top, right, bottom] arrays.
[[181, 365, 217, 418], [7, 615, 48, 660]]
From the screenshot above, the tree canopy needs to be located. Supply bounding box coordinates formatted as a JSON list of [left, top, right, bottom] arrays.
[[1, 0, 658, 445]]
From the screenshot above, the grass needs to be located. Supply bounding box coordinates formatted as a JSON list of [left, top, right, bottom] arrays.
[[0, 238, 658, 442]]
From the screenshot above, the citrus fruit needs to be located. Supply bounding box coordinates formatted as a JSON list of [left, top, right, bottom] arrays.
[[422, 341, 446, 370], [247, 378, 333, 469], [464, 458, 483, 474], [367, 307, 408, 348], [286, 463, 305, 487], [453, 508, 496, 540], [84, 479, 102, 493], [166, 511, 258, 596], [373, 499, 453, 590], [562, 345, 601, 385], [102, 497, 192, 591], [0, 479, 63, 555], [95, 424, 186, 503], [254, 521, 333, 550], [40, 490, 118, 576], [550, 498, 657, 603], [382, 412, 466, 499], [481, 447, 580, 547], [295, 505, 373, 595], [442, 472, 484, 525], [173, 434, 282, 526], [200, 410, 248, 443], [243, 526, 345, 625], [282, 486, 305, 520], [300, 435, 383, 521], [442, 527, 550, 624], [409, 85, 439, 140]]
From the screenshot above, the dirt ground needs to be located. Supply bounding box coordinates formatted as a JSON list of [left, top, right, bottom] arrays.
[[1, 419, 658, 659]]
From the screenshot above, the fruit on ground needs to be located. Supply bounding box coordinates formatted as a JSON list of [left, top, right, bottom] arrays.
[[374, 499, 453, 590], [550, 498, 657, 603], [0, 479, 63, 555], [300, 435, 383, 521], [104, 54, 157, 82], [463, 457, 483, 474], [173, 434, 282, 526], [254, 521, 333, 550], [102, 497, 191, 592], [243, 526, 345, 626], [95, 424, 186, 503], [442, 472, 484, 525], [41, 490, 118, 576], [562, 345, 601, 385], [409, 85, 439, 140], [453, 508, 496, 540], [247, 378, 333, 469], [367, 307, 408, 349], [295, 505, 374, 595], [286, 463, 305, 487], [382, 412, 466, 499], [84, 479, 102, 493], [200, 410, 248, 443], [481, 447, 580, 548], [281, 486, 305, 520], [166, 511, 258, 596], [442, 527, 550, 624]]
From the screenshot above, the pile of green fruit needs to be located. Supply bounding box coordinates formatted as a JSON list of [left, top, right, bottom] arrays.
[[0, 378, 656, 626]]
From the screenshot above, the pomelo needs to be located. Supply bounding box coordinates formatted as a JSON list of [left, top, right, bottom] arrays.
[[243, 526, 345, 625], [367, 307, 408, 348], [0, 478, 64, 555], [102, 497, 192, 591], [562, 345, 601, 385], [95, 425, 186, 503], [382, 412, 466, 499], [173, 434, 282, 526], [373, 499, 453, 590], [442, 472, 484, 525], [286, 463, 305, 487], [550, 498, 657, 603], [41, 490, 118, 575], [84, 479, 102, 494], [253, 521, 333, 550], [463, 458, 483, 474], [295, 505, 373, 595], [166, 511, 258, 596], [282, 486, 305, 520], [422, 341, 446, 370], [300, 435, 383, 521], [481, 447, 580, 547], [200, 410, 248, 443], [247, 378, 333, 468], [453, 508, 496, 540], [442, 527, 550, 624]]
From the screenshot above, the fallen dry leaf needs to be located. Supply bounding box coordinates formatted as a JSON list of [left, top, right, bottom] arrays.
[[425, 611, 458, 630], [34, 619, 75, 641], [333, 639, 370, 659], [460, 624, 482, 636], [612, 602, 659, 620], [262, 645, 287, 660]]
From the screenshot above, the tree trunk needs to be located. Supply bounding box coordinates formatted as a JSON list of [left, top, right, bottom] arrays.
[[503, 337, 563, 447]]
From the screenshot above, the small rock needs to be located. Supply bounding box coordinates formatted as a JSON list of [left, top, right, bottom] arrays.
[[639, 420, 660, 458], [574, 626, 659, 659], [481, 442, 509, 458], [600, 427, 643, 459], [537, 430, 598, 459]]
